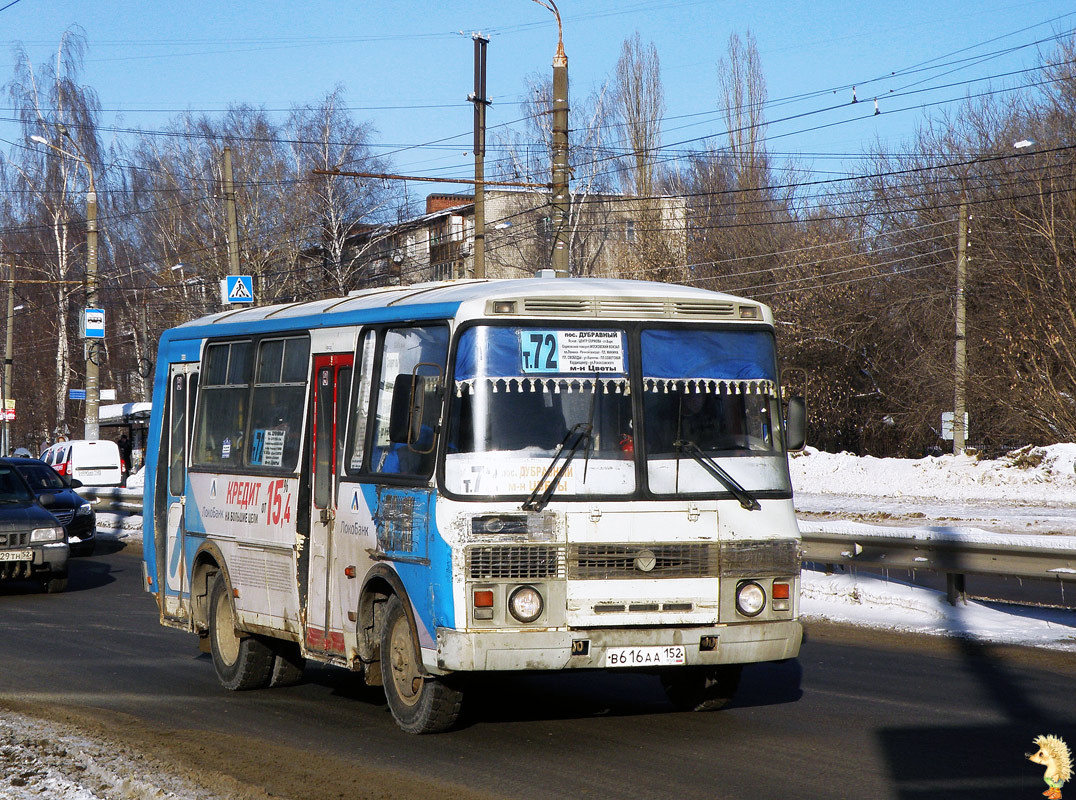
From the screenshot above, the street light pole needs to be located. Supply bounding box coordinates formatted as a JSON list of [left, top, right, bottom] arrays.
[[534, 0, 570, 277], [30, 126, 100, 439]]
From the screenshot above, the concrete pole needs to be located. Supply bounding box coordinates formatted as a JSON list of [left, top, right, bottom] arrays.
[[550, 22, 570, 277], [223, 147, 241, 277], [470, 34, 490, 280], [2, 259, 12, 455], [84, 177, 100, 441], [953, 195, 968, 454]]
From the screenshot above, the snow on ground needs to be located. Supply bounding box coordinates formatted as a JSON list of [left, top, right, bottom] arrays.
[[0, 707, 228, 800], [801, 570, 1076, 651], [790, 443, 1076, 504], [789, 443, 1076, 650]]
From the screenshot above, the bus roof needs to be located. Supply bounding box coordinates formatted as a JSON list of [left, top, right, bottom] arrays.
[[173, 275, 770, 332]]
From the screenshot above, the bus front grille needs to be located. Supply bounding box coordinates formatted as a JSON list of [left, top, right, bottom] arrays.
[[568, 543, 718, 580], [719, 539, 801, 578], [467, 544, 566, 580]]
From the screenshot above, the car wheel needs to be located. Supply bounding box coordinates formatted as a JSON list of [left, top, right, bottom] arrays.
[[380, 594, 462, 734], [661, 664, 743, 712], [43, 574, 68, 594], [208, 573, 273, 691]]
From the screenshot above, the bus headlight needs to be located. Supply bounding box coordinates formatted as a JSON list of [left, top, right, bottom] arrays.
[[508, 585, 543, 623], [471, 513, 555, 540], [735, 581, 766, 617]]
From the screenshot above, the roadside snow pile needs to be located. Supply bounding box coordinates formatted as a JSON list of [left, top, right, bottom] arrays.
[[789, 444, 1076, 504], [802, 569, 1076, 651], [0, 708, 226, 799]]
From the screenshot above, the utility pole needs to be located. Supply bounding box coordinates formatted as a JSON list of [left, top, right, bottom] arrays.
[[953, 195, 968, 455], [29, 127, 100, 439], [550, 5, 570, 277], [534, 0, 570, 277], [223, 147, 241, 277], [469, 33, 490, 280], [2, 259, 12, 455], [82, 143, 100, 441]]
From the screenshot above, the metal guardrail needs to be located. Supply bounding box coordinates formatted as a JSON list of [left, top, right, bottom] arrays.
[[799, 522, 1076, 604], [78, 486, 144, 514]]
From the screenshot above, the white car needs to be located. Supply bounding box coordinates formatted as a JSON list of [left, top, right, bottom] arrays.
[[40, 440, 125, 487]]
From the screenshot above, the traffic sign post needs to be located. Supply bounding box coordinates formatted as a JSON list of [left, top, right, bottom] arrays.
[[221, 275, 254, 304]]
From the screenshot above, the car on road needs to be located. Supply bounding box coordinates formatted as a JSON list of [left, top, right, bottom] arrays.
[[6, 458, 96, 556], [40, 439, 124, 487], [0, 461, 68, 592]]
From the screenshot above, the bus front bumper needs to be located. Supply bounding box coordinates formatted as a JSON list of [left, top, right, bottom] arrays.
[[434, 620, 801, 673]]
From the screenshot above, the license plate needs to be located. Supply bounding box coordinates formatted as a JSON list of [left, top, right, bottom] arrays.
[[0, 549, 32, 562], [606, 645, 687, 668], [80, 469, 101, 476]]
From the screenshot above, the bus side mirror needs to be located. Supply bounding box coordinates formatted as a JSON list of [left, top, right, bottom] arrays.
[[389, 375, 424, 445], [784, 396, 806, 451]]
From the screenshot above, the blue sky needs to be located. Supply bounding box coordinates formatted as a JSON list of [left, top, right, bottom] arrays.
[[2, 0, 1074, 187]]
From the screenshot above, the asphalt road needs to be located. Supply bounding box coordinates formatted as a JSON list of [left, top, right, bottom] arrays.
[[2, 543, 1074, 800]]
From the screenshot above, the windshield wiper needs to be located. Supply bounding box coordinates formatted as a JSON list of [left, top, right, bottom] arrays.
[[521, 423, 593, 512], [674, 439, 761, 511]]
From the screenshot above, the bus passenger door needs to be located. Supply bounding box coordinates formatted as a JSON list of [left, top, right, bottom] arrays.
[[162, 363, 198, 623], [306, 354, 353, 655]]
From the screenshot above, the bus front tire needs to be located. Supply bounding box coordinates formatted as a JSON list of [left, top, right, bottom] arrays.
[[380, 594, 462, 734], [209, 574, 273, 691], [661, 664, 742, 712]]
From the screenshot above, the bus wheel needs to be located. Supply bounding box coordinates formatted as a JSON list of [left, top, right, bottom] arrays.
[[209, 574, 273, 691], [380, 594, 462, 734], [268, 641, 306, 688], [661, 664, 742, 712]]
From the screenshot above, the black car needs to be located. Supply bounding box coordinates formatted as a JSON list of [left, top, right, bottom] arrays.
[[6, 458, 96, 556], [0, 461, 68, 592]]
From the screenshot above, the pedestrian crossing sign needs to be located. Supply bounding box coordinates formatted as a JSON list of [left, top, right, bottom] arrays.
[[221, 275, 254, 304]]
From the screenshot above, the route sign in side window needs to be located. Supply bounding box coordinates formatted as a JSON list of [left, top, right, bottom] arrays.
[[248, 336, 310, 471]]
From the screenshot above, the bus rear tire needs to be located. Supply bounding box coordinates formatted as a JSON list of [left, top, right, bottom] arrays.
[[661, 664, 742, 712], [209, 574, 273, 691], [268, 640, 306, 688], [380, 594, 462, 734]]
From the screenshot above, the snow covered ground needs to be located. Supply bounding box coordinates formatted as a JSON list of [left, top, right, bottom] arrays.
[[0, 707, 229, 800], [790, 444, 1076, 651]]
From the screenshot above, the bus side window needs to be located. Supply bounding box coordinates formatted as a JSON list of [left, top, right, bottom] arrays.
[[370, 325, 448, 477], [347, 330, 377, 474], [193, 341, 252, 466]]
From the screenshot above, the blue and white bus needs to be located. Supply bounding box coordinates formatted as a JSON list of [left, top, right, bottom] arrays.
[[142, 274, 806, 733]]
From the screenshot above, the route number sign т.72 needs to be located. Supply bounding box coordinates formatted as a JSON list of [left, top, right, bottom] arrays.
[[520, 330, 625, 374]]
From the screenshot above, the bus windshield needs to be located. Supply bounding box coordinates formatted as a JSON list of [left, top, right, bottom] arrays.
[[444, 324, 790, 499], [640, 328, 790, 496], [445, 326, 635, 497]]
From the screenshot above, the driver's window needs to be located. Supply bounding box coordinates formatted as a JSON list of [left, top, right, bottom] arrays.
[[370, 325, 448, 477]]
